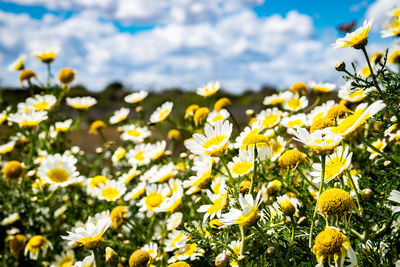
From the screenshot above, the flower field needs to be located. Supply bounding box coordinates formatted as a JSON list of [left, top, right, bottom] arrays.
[[1, 13, 400, 267]]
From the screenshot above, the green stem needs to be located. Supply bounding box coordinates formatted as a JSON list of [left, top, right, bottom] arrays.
[[93, 248, 101, 267], [290, 221, 295, 241], [73, 110, 84, 130], [220, 157, 239, 200], [46, 63, 52, 88], [249, 154, 257, 195], [239, 226, 245, 256], [296, 168, 318, 190], [309, 155, 325, 248], [346, 170, 363, 216]]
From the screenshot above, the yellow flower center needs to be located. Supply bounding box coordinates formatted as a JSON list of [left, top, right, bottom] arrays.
[[20, 121, 40, 128], [287, 119, 303, 128], [317, 188, 354, 217], [347, 90, 364, 99], [192, 171, 212, 188], [58, 256, 74, 267], [33, 101, 49, 110], [202, 135, 226, 149], [231, 161, 253, 176], [237, 206, 259, 226], [287, 98, 302, 110], [145, 192, 164, 210], [262, 114, 279, 128], [158, 109, 170, 121], [72, 104, 91, 110], [272, 142, 283, 155], [207, 197, 226, 214], [127, 129, 141, 137], [47, 168, 70, 183], [171, 233, 183, 247], [183, 243, 198, 255], [211, 114, 224, 123], [101, 188, 120, 201], [79, 234, 104, 249], [89, 175, 108, 188], [29, 236, 46, 248], [134, 151, 145, 161], [324, 156, 347, 180], [313, 228, 346, 259]]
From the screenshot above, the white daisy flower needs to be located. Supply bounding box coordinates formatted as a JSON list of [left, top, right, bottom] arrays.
[[220, 192, 263, 227], [142, 242, 158, 260], [66, 96, 97, 110], [256, 108, 283, 129], [72, 253, 95, 267], [22, 94, 57, 112], [367, 139, 386, 160], [281, 114, 307, 132], [293, 128, 343, 154], [183, 156, 213, 194], [148, 163, 178, 183], [123, 181, 147, 201], [0, 141, 16, 154], [207, 109, 230, 126], [93, 180, 127, 202], [127, 144, 152, 166], [185, 120, 232, 157], [147, 140, 167, 161], [332, 19, 373, 48], [1, 213, 20, 225], [150, 101, 173, 123], [308, 81, 336, 93], [263, 91, 292, 106], [51, 250, 74, 267], [197, 191, 228, 223], [338, 82, 370, 102], [227, 148, 254, 178], [8, 110, 48, 128], [158, 184, 184, 213], [388, 190, 400, 213], [197, 81, 220, 97], [109, 107, 129, 124], [176, 243, 205, 262], [37, 153, 82, 190], [137, 184, 170, 216], [269, 136, 287, 161], [167, 212, 183, 230], [8, 54, 25, 71], [165, 230, 187, 252], [283, 95, 308, 112], [61, 214, 111, 249], [121, 125, 151, 143], [124, 90, 148, 104], [307, 100, 336, 126], [112, 147, 127, 165], [55, 119, 73, 132]]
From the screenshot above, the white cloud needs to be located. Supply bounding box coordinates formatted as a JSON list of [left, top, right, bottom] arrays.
[[0, 4, 394, 93], [365, 0, 399, 29]]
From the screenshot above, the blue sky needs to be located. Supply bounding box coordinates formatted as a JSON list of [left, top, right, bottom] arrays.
[[0, 0, 398, 92]]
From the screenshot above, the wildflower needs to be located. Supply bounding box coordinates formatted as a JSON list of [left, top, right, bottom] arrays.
[[310, 146, 352, 183], [167, 212, 183, 230], [0, 141, 16, 154], [290, 82, 308, 94], [38, 153, 82, 189], [165, 230, 187, 252], [124, 90, 148, 104], [24, 94, 57, 112], [185, 120, 232, 157], [61, 213, 111, 249], [137, 184, 170, 215], [370, 52, 384, 65], [326, 105, 352, 120], [159, 185, 184, 213], [281, 114, 307, 133], [8, 54, 25, 71], [55, 119, 73, 132], [51, 250, 75, 267], [34, 47, 60, 63], [129, 249, 151, 267], [58, 68, 75, 84], [316, 188, 355, 218], [263, 91, 291, 106], [275, 195, 296, 217], [94, 180, 127, 202], [214, 97, 231, 111], [127, 144, 152, 166], [293, 128, 343, 155], [25, 235, 52, 260], [220, 192, 263, 227], [338, 82, 369, 103], [9, 234, 26, 258], [367, 139, 386, 160], [256, 108, 282, 129], [388, 190, 400, 213], [313, 227, 357, 266], [109, 107, 129, 124], [150, 101, 173, 123], [105, 247, 119, 265], [2, 213, 20, 225], [278, 149, 306, 169], [328, 100, 386, 137], [142, 242, 158, 260], [381, 16, 400, 38], [207, 109, 230, 126], [19, 69, 36, 84], [66, 96, 97, 110], [8, 110, 48, 128], [308, 100, 336, 125], [197, 81, 220, 97], [168, 129, 182, 140], [73, 253, 95, 267], [3, 161, 23, 180], [121, 125, 151, 143], [283, 95, 308, 112], [89, 120, 106, 134], [234, 121, 265, 149], [308, 81, 336, 93], [183, 157, 212, 194], [388, 49, 400, 64], [175, 242, 205, 262], [124, 181, 147, 201], [333, 19, 373, 49], [193, 107, 209, 126], [185, 104, 200, 118], [226, 240, 241, 267], [148, 140, 167, 160], [227, 148, 254, 178], [197, 191, 228, 223], [110, 206, 129, 229], [0, 110, 7, 125]]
